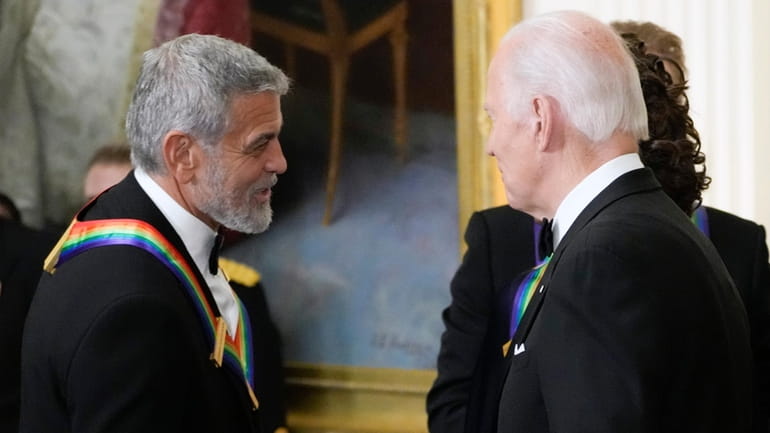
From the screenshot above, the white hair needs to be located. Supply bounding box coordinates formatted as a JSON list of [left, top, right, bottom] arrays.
[[126, 34, 290, 174], [501, 10, 648, 143]]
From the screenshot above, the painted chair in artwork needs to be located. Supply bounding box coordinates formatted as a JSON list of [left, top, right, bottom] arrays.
[[250, 0, 408, 225]]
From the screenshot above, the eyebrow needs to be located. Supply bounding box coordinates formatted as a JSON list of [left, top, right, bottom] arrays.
[[244, 131, 278, 153]]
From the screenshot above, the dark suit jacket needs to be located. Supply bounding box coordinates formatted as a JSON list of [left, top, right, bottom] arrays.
[[497, 169, 751, 432], [0, 220, 56, 433], [429, 168, 766, 433], [20, 173, 263, 433]]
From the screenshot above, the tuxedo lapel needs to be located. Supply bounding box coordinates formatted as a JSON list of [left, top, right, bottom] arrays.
[[506, 168, 661, 356]]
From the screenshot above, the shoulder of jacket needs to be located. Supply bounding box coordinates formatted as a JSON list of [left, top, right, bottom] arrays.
[[705, 206, 761, 230], [219, 257, 261, 287]]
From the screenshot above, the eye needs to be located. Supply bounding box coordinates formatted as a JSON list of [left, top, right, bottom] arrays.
[[242, 134, 275, 155]]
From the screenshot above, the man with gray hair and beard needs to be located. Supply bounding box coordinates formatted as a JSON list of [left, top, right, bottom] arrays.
[[486, 11, 752, 432], [20, 34, 288, 432]]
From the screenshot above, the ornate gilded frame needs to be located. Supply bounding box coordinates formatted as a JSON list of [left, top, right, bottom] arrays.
[[454, 0, 521, 248]]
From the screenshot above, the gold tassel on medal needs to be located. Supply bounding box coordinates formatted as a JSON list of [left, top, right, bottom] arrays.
[[246, 382, 260, 410], [502, 339, 512, 357], [43, 219, 76, 274], [210, 317, 226, 367]]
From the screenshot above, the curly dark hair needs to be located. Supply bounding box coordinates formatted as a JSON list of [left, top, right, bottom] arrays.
[[621, 33, 711, 215], [612, 20, 687, 81]]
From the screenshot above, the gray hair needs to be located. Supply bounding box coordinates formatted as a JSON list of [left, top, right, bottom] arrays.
[[501, 10, 648, 143], [126, 34, 290, 174]]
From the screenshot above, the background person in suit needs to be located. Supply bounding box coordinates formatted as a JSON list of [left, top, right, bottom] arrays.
[[0, 192, 56, 433], [440, 10, 750, 432], [428, 18, 770, 433], [21, 34, 288, 432]]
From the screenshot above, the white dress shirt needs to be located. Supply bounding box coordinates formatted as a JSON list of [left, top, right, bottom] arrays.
[[551, 153, 644, 249], [134, 168, 239, 336]]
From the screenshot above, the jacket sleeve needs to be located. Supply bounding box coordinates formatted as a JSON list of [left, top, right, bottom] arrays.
[[426, 212, 494, 433]]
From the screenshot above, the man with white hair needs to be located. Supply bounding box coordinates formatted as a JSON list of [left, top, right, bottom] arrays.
[[21, 34, 288, 432], [486, 11, 752, 432]]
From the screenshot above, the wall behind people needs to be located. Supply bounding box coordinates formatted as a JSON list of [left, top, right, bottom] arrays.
[[521, 0, 770, 236], [0, 0, 156, 227], [0, 0, 44, 227]]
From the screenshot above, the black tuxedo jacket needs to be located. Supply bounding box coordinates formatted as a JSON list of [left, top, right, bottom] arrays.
[[497, 169, 751, 432], [20, 173, 263, 433], [429, 168, 767, 433], [0, 220, 56, 433]]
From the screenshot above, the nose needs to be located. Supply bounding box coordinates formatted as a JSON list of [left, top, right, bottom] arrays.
[[267, 139, 287, 174]]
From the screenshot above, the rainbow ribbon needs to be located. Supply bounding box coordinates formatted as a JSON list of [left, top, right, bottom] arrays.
[[509, 254, 552, 339], [691, 206, 710, 238], [46, 218, 258, 408]]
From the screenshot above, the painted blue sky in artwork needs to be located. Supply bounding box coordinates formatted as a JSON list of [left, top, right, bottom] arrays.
[[226, 89, 458, 369]]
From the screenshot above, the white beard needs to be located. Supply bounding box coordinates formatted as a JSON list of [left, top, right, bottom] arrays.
[[194, 159, 275, 234]]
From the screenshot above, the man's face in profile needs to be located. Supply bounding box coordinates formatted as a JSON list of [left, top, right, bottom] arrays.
[[191, 91, 287, 234]]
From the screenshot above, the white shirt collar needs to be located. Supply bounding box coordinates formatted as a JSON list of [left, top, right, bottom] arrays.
[[552, 153, 644, 248], [134, 168, 217, 269], [133, 168, 239, 336]]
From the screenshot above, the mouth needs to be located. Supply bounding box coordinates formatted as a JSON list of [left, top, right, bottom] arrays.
[[255, 187, 272, 202], [254, 177, 277, 202]]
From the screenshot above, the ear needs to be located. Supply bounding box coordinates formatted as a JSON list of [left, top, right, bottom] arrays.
[[161, 130, 201, 184], [532, 96, 556, 151]]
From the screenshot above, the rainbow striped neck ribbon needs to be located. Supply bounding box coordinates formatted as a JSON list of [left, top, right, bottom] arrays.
[[509, 254, 552, 339], [44, 218, 259, 410], [691, 205, 710, 238]]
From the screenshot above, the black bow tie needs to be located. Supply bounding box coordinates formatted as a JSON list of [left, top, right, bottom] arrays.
[[208, 230, 224, 274], [538, 218, 554, 261]]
